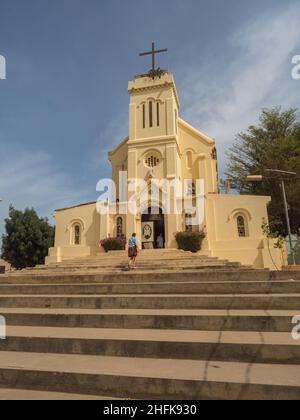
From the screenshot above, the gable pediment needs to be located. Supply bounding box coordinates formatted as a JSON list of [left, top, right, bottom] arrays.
[[178, 118, 215, 146]]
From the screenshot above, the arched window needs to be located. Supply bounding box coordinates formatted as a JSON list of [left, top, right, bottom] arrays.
[[73, 224, 81, 245], [142, 104, 146, 129], [185, 214, 193, 232], [149, 101, 153, 127], [116, 217, 123, 237], [186, 151, 193, 169], [237, 215, 247, 237]]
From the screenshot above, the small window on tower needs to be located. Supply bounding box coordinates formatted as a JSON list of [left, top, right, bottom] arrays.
[[149, 101, 153, 127], [157, 102, 160, 127], [142, 104, 146, 129]]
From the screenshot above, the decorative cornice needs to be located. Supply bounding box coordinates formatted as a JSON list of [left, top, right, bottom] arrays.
[[127, 135, 177, 146], [128, 74, 180, 108]]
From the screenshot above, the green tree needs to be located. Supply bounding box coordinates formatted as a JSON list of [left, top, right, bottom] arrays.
[[226, 107, 300, 234], [1, 206, 55, 269]]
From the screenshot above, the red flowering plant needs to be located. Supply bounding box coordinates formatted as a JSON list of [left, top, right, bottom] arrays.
[[100, 236, 126, 252]]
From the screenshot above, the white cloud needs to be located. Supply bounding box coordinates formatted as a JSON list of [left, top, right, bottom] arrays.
[[87, 111, 128, 175], [179, 2, 300, 175], [0, 144, 90, 240]]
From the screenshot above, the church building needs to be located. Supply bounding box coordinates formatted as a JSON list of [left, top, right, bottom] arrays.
[[46, 49, 283, 269]]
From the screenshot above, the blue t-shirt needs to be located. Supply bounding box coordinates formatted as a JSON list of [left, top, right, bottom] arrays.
[[128, 236, 137, 248]]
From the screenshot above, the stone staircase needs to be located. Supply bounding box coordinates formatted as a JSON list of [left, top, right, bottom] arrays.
[[22, 249, 256, 275], [0, 250, 300, 400]]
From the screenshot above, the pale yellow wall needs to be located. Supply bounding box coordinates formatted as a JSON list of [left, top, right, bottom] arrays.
[[53, 203, 99, 247], [178, 119, 218, 194], [46, 203, 100, 263], [206, 194, 270, 241], [205, 194, 283, 269]]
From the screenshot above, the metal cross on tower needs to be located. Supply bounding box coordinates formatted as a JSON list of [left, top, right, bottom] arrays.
[[139, 42, 168, 72]]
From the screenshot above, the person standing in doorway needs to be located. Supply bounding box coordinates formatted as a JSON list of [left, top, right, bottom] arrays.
[[156, 233, 164, 249], [128, 233, 138, 269]]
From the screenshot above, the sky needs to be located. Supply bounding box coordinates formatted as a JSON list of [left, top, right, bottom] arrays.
[[0, 0, 300, 238]]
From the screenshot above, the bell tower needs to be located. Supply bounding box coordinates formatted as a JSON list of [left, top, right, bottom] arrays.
[[126, 45, 182, 248], [128, 43, 179, 143], [128, 71, 180, 142]]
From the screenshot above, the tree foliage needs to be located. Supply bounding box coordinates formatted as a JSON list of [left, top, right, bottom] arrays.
[[226, 108, 300, 234], [1, 206, 55, 269]]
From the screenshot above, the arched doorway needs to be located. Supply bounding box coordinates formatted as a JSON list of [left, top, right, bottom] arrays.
[[141, 207, 165, 249]]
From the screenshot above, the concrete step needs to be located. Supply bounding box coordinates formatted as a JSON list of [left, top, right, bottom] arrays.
[[0, 352, 299, 399], [26, 263, 248, 276], [23, 264, 247, 275], [2, 269, 291, 284], [0, 387, 121, 400], [43, 257, 226, 265], [38, 254, 223, 262], [106, 249, 182, 255], [0, 280, 299, 295], [47, 256, 221, 264], [46, 257, 235, 265], [1, 326, 299, 365], [40, 263, 244, 271], [0, 308, 295, 331], [1, 293, 300, 310]]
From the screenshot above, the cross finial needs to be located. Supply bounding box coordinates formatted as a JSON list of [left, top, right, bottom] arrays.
[[139, 42, 168, 72]]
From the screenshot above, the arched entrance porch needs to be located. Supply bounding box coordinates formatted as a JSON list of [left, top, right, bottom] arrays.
[[141, 207, 165, 249]]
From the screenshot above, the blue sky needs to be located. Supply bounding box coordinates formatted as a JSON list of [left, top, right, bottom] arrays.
[[0, 0, 300, 238]]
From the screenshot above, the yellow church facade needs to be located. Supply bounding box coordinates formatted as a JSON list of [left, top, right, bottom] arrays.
[[46, 71, 283, 269]]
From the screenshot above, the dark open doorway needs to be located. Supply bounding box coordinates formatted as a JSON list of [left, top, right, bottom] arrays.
[[141, 207, 165, 249]]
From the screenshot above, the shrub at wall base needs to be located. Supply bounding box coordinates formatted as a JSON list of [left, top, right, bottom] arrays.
[[100, 237, 126, 253], [175, 231, 206, 253]]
